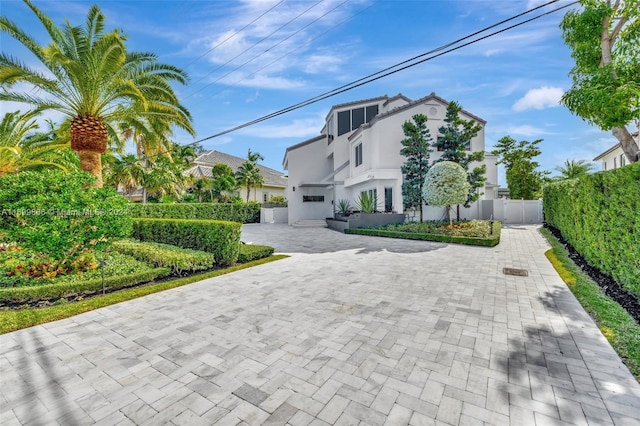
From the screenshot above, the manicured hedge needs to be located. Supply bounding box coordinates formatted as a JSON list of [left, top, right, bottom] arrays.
[[0, 267, 170, 305], [132, 219, 241, 266], [128, 202, 260, 223], [110, 239, 215, 275], [345, 221, 501, 247], [238, 244, 275, 263], [543, 163, 640, 297]]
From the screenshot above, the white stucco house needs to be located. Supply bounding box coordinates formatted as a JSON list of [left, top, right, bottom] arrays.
[[593, 131, 639, 171], [282, 92, 498, 225]]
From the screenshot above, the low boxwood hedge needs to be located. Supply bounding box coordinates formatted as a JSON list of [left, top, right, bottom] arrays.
[[132, 218, 241, 266], [345, 220, 501, 247], [238, 244, 275, 263], [110, 239, 215, 275], [128, 202, 260, 223], [0, 267, 170, 305]]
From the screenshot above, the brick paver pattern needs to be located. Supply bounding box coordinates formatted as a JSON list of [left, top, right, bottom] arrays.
[[1, 225, 639, 425]]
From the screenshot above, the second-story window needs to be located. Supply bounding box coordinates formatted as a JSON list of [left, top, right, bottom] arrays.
[[355, 143, 363, 167], [336, 104, 379, 136]]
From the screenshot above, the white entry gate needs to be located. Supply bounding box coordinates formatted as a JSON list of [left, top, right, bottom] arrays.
[[481, 199, 543, 224]]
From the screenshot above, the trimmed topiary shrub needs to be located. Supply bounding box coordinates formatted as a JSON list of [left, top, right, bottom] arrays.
[[110, 239, 215, 275], [0, 170, 132, 261], [132, 219, 241, 266], [238, 244, 275, 263], [423, 161, 470, 225], [543, 163, 640, 297], [128, 202, 260, 223]]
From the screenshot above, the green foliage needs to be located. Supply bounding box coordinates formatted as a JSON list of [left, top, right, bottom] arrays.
[[433, 102, 485, 206], [492, 136, 549, 199], [0, 1, 195, 182], [542, 228, 640, 380], [0, 170, 132, 261], [383, 220, 493, 238], [128, 202, 261, 223], [543, 163, 640, 297], [335, 199, 352, 215], [132, 218, 241, 266], [238, 244, 275, 263], [423, 161, 469, 225], [354, 192, 378, 214], [560, 1, 639, 162], [268, 195, 286, 205], [400, 113, 433, 221], [236, 149, 265, 201], [110, 239, 215, 275], [346, 220, 500, 247], [554, 159, 595, 180], [0, 266, 170, 305], [0, 111, 77, 176]]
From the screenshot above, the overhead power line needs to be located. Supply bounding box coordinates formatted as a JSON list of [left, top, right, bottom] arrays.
[[137, 0, 578, 164], [185, 0, 349, 100], [184, 0, 286, 69], [185, 0, 324, 97]]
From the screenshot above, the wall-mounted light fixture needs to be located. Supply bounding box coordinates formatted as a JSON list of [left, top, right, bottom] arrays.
[[292, 186, 295, 192]]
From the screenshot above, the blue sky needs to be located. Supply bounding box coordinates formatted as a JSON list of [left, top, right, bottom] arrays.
[[2, 0, 625, 182]]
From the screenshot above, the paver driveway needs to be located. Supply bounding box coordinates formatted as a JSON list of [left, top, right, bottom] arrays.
[[1, 225, 639, 425]]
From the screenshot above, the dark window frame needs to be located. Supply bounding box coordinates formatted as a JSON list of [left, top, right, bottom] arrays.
[[355, 143, 363, 167], [302, 195, 325, 202]]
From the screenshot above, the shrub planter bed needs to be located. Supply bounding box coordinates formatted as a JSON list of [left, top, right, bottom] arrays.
[[327, 213, 405, 232], [346, 220, 501, 247]]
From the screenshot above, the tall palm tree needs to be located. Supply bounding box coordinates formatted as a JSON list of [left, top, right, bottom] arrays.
[[236, 149, 265, 202], [103, 154, 145, 200], [0, 110, 74, 176], [555, 159, 594, 180], [0, 1, 194, 186]]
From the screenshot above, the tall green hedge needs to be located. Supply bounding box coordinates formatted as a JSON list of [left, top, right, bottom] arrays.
[[128, 203, 260, 223], [132, 219, 241, 266], [543, 163, 640, 297]]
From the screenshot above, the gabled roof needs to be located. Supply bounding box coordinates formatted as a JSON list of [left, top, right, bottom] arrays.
[[348, 92, 486, 141], [187, 150, 287, 188], [593, 143, 623, 161], [282, 135, 325, 169]]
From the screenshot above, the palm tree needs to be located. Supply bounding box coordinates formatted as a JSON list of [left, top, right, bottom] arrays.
[[0, 1, 194, 186], [103, 154, 145, 200], [555, 159, 594, 180], [235, 149, 265, 202], [0, 111, 74, 176]]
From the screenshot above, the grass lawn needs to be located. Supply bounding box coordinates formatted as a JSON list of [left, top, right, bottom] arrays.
[[0, 255, 288, 334], [541, 228, 640, 380]]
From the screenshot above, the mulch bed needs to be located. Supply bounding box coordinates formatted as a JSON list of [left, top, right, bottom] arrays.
[[545, 224, 640, 324]]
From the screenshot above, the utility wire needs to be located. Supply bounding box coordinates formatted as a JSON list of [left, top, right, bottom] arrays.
[[202, 0, 570, 131], [185, 0, 324, 96], [184, 0, 286, 69], [136, 0, 577, 164], [185, 0, 349, 100], [206, 1, 379, 101]]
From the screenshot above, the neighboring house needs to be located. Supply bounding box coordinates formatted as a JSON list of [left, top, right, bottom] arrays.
[[282, 92, 499, 225], [186, 150, 287, 202], [593, 131, 639, 171]]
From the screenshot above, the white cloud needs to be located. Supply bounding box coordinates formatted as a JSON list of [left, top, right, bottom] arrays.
[[512, 86, 564, 112], [507, 125, 551, 137]]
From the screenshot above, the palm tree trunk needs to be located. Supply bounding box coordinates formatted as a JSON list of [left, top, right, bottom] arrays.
[[246, 186, 250, 202], [79, 150, 103, 187]]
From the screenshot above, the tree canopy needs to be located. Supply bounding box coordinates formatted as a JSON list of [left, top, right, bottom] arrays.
[[433, 101, 486, 210], [560, 0, 640, 162], [492, 136, 548, 199], [400, 113, 433, 221], [423, 161, 469, 225], [0, 0, 195, 185]]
